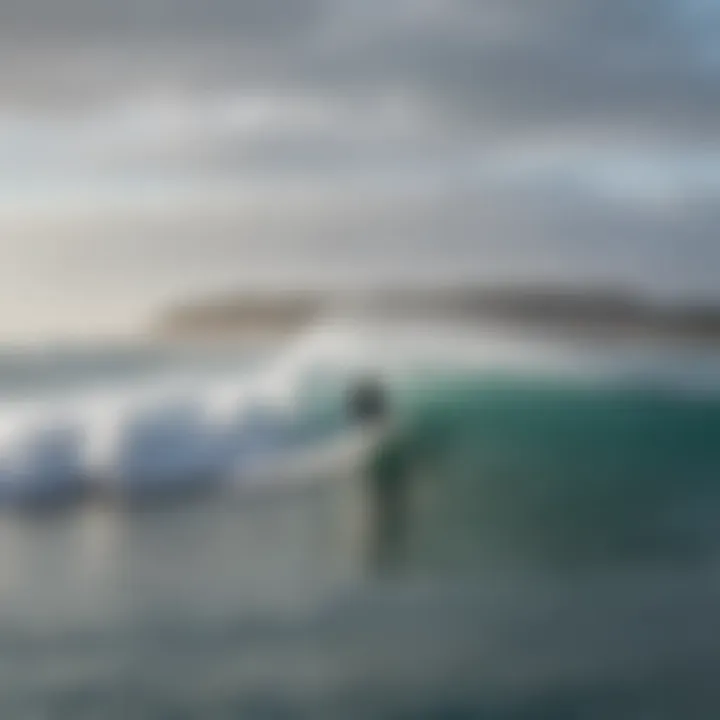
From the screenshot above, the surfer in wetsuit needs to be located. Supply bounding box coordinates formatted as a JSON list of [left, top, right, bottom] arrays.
[[347, 375, 388, 426], [347, 375, 409, 573]]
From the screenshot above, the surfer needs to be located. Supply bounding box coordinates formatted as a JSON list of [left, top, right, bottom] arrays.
[[347, 374, 389, 427], [347, 375, 409, 573]]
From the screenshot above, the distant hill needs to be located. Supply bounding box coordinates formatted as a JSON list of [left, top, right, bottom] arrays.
[[157, 291, 323, 340], [155, 285, 720, 343]]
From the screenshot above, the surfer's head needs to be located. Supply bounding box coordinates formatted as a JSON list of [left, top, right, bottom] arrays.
[[347, 375, 387, 425]]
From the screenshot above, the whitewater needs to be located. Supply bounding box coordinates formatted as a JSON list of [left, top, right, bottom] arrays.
[[0, 317, 719, 506], [1, 319, 720, 717]]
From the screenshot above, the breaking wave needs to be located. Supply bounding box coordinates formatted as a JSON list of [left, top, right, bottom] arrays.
[[0, 319, 719, 508]]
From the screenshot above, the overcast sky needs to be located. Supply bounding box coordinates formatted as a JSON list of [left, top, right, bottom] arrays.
[[0, 0, 719, 337]]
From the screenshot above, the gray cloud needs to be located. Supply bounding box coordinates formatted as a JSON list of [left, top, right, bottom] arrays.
[[0, 0, 718, 335], [0, 0, 715, 142], [0, 0, 717, 143], [0, 0, 324, 43]]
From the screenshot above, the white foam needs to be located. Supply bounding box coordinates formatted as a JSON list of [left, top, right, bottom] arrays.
[[0, 323, 358, 502], [0, 319, 716, 505], [0, 402, 84, 501]]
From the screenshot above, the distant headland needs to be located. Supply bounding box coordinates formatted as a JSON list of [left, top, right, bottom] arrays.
[[155, 284, 720, 345]]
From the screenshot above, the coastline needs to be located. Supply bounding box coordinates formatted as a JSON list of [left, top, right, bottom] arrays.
[[154, 285, 720, 347]]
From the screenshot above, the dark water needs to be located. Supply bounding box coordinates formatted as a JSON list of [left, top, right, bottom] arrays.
[[1, 342, 720, 717]]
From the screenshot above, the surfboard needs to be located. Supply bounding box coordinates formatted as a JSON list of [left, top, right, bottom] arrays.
[[223, 424, 389, 493]]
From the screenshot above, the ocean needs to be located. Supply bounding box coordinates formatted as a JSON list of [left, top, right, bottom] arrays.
[[0, 321, 719, 718]]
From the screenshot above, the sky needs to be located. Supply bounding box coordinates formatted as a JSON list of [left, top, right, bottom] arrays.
[[0, 0, 719, 338]]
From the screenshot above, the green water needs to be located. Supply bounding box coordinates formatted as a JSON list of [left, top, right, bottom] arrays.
[[2, 361, 720, 717], [392, 372, 720, 568]]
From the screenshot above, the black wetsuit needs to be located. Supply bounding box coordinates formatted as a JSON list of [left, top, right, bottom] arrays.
[[347, 377, 388, 426], [347, 377, 408, 571]]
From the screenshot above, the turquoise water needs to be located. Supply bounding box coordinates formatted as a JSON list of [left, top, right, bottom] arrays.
[[0, 337, 719, 716], [401, 373, 720, 567]]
